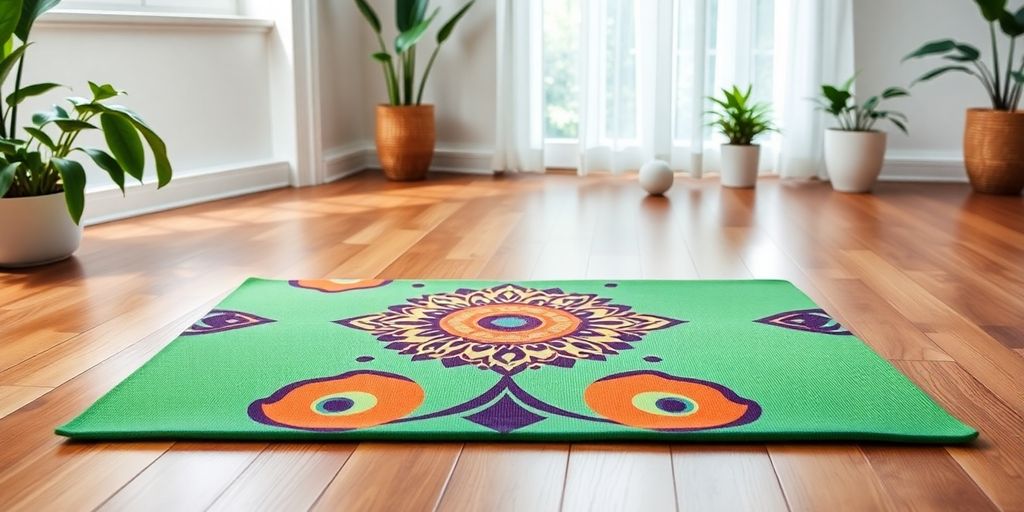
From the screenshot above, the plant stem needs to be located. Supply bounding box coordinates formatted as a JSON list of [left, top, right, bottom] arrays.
[[9, 55, 24, 137], [973, 61, 998, 101], [375, 33, 400, 105], [403, 47, 416, 105], [416, 46, 441, 105], [990, 23, 1003, 109], [1005, 38, 1016, 107]]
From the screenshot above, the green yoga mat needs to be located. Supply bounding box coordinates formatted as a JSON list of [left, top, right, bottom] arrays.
[[58, 278, 976, 443]]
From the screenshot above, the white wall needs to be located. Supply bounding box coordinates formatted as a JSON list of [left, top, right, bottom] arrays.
[[854, 0, 992, 165], [27, 22, 275, 186], [25, 10, 294, 224], [318, 0, 370, 151]]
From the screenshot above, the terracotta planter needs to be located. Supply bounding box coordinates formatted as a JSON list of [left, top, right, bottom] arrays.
[[0, 192, 82, 267], [963, 108, 1024, 195], [824, 129, 887, 194], [719, 144, 760, 188], [375, 104, 435, 181]]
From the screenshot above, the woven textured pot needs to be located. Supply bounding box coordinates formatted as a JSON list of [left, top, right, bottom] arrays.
[[375, 105, 435, 181], [963, 108, 1024, 195]]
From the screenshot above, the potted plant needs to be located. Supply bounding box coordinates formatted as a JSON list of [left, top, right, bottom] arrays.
[[354, 0, 474, 181], [904, 0, 1024, 195], [0, 0, 172, 267], [707, 85, 777, 188], [813, 76, 910, 193]]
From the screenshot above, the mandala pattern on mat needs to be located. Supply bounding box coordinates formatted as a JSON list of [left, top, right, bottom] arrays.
[[182, 309, 274, 336], [336, 284, 684, 374], [248, 370, 424, 431], [288, 279, 393, 293], [755, 308, 852, 336]]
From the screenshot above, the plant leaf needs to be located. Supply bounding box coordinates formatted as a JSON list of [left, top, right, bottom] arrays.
[[78, 147, 126, 193], [912, 65, 975, 85], [23, 126, 54, 149], [100, 112, 145, 181], [395, 7, 439, 54], [51, 157, 86, 224], [396, 0, 429, 31], [106, 105, 172, 188], [0, 42, 29, 85], [974, 0, 1008, 21], [889, 118, 909, 135], [881, 87, 910, 99], [0, 0, 23, 48], [438, 0, 474, 43], [372, 51, 393, 63], [353, 0, 381, 33], [903, 39, 956, 61], [88, 81, 122, 101], [54, 119, 98, 132], [5, 81, 61, 107], [1012, 70, 1024, 83], [15, 0, 60, 41], [0, 161, 17, 197], [1000, 8, 1024, 36], [0, 138, 19, 155]]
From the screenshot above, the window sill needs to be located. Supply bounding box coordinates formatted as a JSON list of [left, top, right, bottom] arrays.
[[37, 10, 274, 32]]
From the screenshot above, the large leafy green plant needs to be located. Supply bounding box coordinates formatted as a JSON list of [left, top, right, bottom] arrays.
[[904, 0, 1024, 111], [354, 0, 475, 106], [813, 76, 910, 133], [706, 86, 777, 145], [0, 0, 171, 225]]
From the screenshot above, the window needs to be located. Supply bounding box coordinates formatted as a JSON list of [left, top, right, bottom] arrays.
[[56, 0, 241, 16], [541, 0, 777, 145]]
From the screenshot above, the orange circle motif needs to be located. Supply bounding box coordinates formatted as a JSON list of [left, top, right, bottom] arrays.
[[249, 371, 424, 431], [437, 304, 583, 344], [584, 371, 761, 431]]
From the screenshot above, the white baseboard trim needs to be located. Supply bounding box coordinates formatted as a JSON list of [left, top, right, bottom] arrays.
[[879, 152, 967, 183], [323, 144, 373, 183], [83, 160, 291, 226], [322, 143, 495, 181]]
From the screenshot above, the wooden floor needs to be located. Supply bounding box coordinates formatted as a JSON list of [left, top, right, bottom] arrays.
[[1, 171, 1023, 512]]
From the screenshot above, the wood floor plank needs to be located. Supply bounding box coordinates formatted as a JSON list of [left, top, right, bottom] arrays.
[[98, 443, 263, 511], [312, 443, 462, 512], [208, 444, 356, 512], [562, 445, 676, 512], [862, 446, 998, 512], [435, 444, 568, 512], [894, 361, 1024, 511], [770, 445, 895, 511], [0, 385, 50, 419], [672, 445, 788, 512]]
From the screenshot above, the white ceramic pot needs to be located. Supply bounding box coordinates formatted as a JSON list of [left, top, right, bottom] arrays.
[[720, 144, 761, 188], [824, 129, 887, 193], [0, 192, 83, 267]]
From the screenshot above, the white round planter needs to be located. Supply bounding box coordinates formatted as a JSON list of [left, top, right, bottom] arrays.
[[720, 144, 761, 188], [0, 192, 83, 267], [824, 129, 887, 193]]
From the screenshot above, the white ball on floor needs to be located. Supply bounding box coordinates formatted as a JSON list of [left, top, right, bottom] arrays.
[[639, 160, 673, 195]]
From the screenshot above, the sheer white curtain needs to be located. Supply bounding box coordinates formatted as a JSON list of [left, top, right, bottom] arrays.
[[492, 0, 855, 179], [494, 0, 545, 173]]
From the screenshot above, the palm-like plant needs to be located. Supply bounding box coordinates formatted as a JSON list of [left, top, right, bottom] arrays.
[[904, 0, 1024, 111], [813, 76, 910, 133], [707, 86, 777, 145], [354, 0, 475, 106]]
